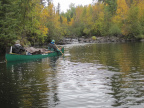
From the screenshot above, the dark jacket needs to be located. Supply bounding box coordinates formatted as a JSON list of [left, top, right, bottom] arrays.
[[48, 43, 57, 51]]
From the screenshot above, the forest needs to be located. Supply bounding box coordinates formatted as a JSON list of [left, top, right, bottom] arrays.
[[0, 0, 144, 51]]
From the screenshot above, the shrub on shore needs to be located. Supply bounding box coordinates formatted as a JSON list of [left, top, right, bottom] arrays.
[[92, 36, 96, 40]]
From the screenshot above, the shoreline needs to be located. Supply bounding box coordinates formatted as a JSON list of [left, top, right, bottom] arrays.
[[58, 36, 141, 45], [0, 36, 142, 54]]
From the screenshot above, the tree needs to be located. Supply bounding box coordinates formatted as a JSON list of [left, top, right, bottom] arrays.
[[112, 0, 129, 33], [92, 3, 105, 36], [109, 24, 121, 36], [47, 0, 53, 6], [83, 5, 93, 36], [0, 0, 18, 50], [105, 0, 117, 15], [122, 3, 141, 37], [56, 3, 60, 14], [137, 0, 144, 37]]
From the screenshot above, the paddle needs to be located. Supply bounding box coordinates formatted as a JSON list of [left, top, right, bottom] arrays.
[[54, 43, 64, 55]]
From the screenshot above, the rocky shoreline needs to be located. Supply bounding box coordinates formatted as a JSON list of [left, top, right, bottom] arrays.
[[0, 36, 141, 53], [58, 36, 140, 45]]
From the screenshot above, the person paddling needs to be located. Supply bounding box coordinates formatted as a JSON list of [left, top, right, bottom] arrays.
[[48, 40, 64, 55], [48, 40, 59, 52]]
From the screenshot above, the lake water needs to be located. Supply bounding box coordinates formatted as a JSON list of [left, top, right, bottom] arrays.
[[0, 42, 144, 108]]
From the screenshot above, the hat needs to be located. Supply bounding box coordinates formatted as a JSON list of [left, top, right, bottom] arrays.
[[52, 40, 55, 43], [15, 40, 20, 44]]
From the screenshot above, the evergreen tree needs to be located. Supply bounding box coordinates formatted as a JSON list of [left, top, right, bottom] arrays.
[[0, 0, 17, 50], [56, 3, 60, 14]]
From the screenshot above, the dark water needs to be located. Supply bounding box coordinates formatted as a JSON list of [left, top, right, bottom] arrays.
[[1, 42, 144, 108]]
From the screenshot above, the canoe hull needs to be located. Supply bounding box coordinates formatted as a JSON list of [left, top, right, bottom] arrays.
[[6, 47, 64, 62]]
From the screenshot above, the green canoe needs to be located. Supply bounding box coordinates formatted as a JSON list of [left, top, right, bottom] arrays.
[[5, 47, 64, 62]]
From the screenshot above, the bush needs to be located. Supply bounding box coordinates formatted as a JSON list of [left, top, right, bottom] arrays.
[[109, 24, 121, 36], [92, 36, 96, 40]]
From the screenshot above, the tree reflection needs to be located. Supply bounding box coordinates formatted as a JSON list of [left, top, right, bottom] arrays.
[[0, 57, 60, 108], [69, 42, 144, 107]]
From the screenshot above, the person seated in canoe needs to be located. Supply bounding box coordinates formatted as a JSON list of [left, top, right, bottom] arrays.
[[12, 40, 25, 54], [48, 40, 60, 52]]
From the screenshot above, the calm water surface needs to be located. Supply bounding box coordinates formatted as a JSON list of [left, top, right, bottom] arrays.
[[0, 42, 144, 108]]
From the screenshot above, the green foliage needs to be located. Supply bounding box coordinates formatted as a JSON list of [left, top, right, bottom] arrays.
[[109, 24, 121, 36], [0, 0, 17, 49], [83, 28, 91, 36], [123, 5, 141, 37], [1, 0, 144, 51], [70, 23, 85, 37], [104, 0, 117, 15], [101, 8, 112, 36], [92, 36, 96, 40], [93, 20, 104, 36]]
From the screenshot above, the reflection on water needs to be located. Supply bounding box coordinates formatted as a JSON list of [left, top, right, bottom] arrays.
[[0, 42, 144, 108], [0, 57, 60, 108]]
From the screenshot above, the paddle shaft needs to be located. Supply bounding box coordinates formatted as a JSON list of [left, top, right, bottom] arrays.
[[54, 44, 64, 55]]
